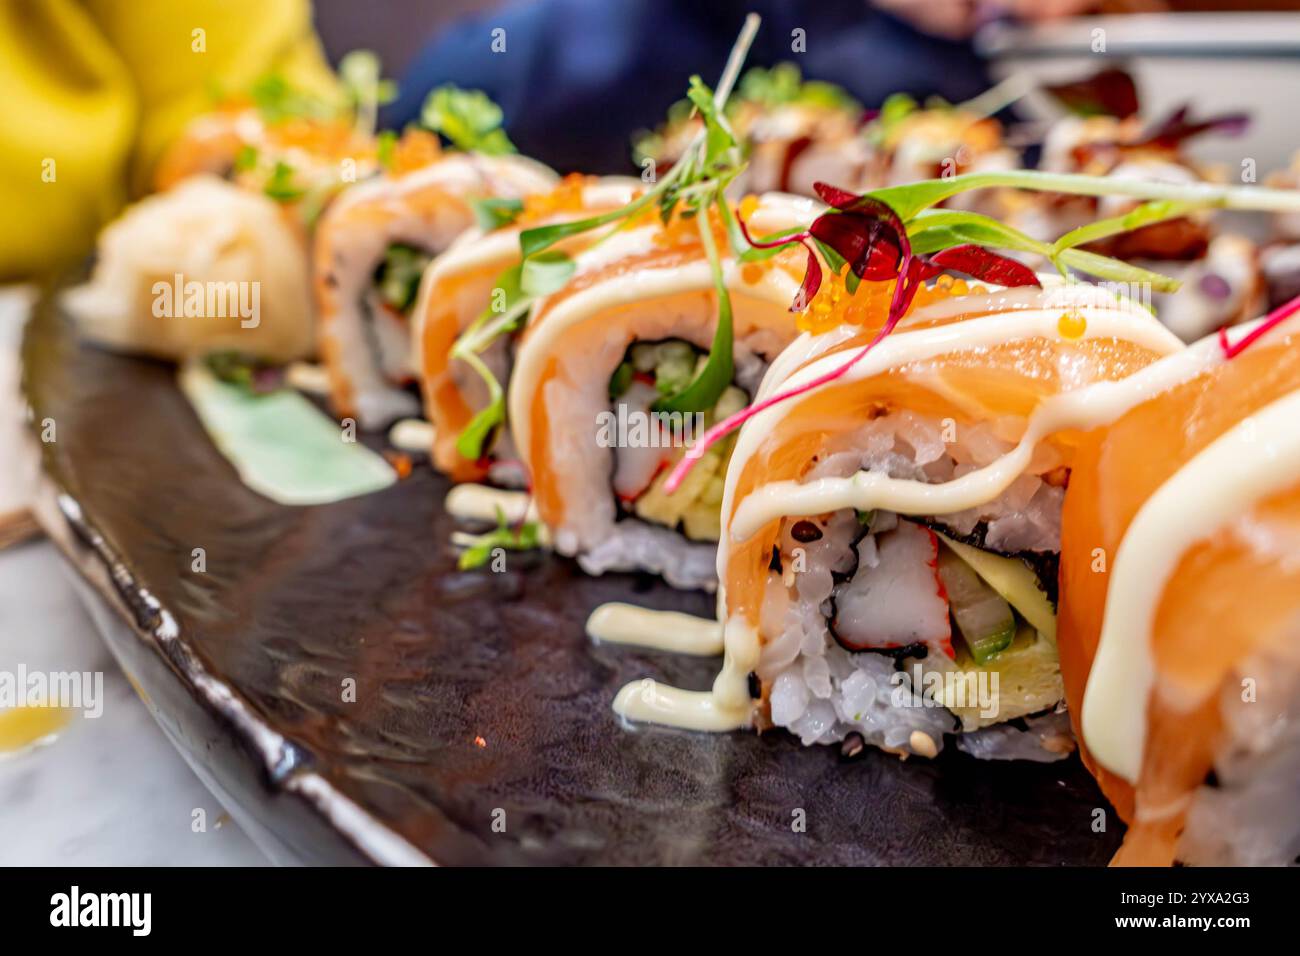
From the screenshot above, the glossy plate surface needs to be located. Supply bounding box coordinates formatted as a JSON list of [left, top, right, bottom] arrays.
[[22, 292, 1122, 865]]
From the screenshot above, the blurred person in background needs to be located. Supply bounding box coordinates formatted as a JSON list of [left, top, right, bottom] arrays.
[[382, 0, 1094, 175], [9, 0, 1278, 282]]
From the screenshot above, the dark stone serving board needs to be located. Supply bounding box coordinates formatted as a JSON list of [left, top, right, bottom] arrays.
[[20, 289, 1122, 865]]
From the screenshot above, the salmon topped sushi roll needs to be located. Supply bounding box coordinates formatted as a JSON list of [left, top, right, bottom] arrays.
[[414, 174, 642, 484], [314, 133, 555, 428], [505, 193, 818, 590], [154, 102, 374, 200], [1057, 300, 1300, 865], [618, 280, 1183, 751]]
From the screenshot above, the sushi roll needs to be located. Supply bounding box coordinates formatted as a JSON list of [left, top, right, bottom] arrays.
[[414, 174, 641, 483], [505, 193, 819, 591], [1057, 300, 1300, 865], [1008, 104, 1263, 342], [314, 136, 556, 428], [864, 93, 1019, 194], [153, 101, 374, 201], [63, 175, 314, 364], [617, 278, 1183, 750], [634, 63, 869, 199]]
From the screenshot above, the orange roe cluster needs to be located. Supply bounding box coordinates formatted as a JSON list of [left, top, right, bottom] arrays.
[[266, 117, 371, 162], [519, 173, 601, 225], [799, 268, 982, 335], [648, 202, 728, 250], [388, 129, 442, 175]]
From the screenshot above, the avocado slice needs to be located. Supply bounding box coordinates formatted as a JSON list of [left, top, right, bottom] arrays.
[[927, 623, 1065, 731]]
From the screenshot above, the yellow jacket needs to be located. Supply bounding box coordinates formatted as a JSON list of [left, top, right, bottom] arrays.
[[0, 0, 337, 281]]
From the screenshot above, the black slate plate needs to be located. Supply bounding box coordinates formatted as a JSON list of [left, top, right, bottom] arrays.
[[21, 289, 1123, 865]]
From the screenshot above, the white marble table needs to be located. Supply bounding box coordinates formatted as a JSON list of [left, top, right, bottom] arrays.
[[0, 539, 270, 865]]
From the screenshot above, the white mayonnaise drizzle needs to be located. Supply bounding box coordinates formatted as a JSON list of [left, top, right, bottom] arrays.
[[285, 361, 331, 396], [330, 153, 556, 214], [587, 603, 722, 655], [444, 483, 537, 525], [387, 418, 435, 453], [1082, 387, 1300, 783]]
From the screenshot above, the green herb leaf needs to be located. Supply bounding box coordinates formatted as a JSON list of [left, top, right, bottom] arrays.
[[263, 161, 305, 202], [870, 169, 1300, 223], [376, 130, 397, 170], [449, 265, 533, 460], [421, 85, 516, 155], [866, 92, 919, 146], [457, 507, 543, 570], [908, 209, 1051, 257], [1049, 199, 1195, 257], [339, 50, 397, 112], [455, 396, 505, 462], [470, 196, 525, 231], [654, 203, 734, 413], [734, 63, 860, 114], [686, 76, 736, 172], [375, 244, 431, 312], [609, 361, 634, 400], [234, 144, 259, 173], [519, 250, 576, 297], [519, 202, 645, 259], [249, 73, 334, 124], [1055, 248, 1183, 292]]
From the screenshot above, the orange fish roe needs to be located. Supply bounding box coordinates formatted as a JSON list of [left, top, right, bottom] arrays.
[[382, 450, 414, 479], [519, 173, 602, 225], [649, 203, 728, 250], [799, 267, 983, 335], [389, 128, 443, 175], [266, 117, 370, 161], [1057, 309, 1087, 340]]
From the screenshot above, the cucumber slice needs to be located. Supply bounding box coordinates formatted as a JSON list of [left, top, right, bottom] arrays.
[[937, 545, 1016, 664], [933, 531, 1056, 640]]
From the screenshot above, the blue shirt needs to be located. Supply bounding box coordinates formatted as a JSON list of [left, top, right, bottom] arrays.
[[383, 0, 992, 174]]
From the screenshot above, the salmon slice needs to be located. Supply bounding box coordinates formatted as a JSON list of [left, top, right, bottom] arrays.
[[415, 175, 639, 481], [313, 148, 555, 426], [1057, 334, 1300, 865], [722, 325, 1179, 627]]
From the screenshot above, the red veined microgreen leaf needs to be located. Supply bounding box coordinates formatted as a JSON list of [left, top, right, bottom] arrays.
[[924, 245, 1041, 288], [1043, 67, 1140, 119], [792, 247, 823, 312], [1137, 105, 1250, 151], [809, 212, 902, 281], [1219, 292, 1300, 360]]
